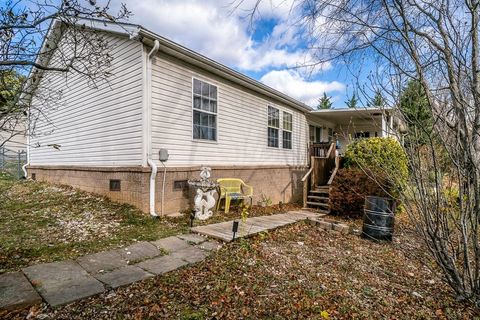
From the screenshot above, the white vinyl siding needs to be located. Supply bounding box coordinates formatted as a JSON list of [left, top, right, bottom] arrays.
[[151, 52, 308, 167], [28, 33, 144, 166]]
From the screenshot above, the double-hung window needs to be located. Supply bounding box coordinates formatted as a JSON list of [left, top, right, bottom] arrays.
[[282, 112, 292, 149], [267, 106, 279, 147], [193, 78, 217, 141]]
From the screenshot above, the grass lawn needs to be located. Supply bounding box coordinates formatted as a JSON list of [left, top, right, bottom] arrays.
[[0, 172, 299, 272], [0, 172, 190, 272], [6, 218, 477, 319]]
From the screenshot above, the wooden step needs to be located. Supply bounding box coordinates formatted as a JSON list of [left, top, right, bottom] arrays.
[[306, 201, 329, 208], [310, 189, 329, 195], [307, 195, 329, 201]]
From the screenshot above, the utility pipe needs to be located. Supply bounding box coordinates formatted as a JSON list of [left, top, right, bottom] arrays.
[[147, 158, 158, 217], [146, 40, 160, 217]]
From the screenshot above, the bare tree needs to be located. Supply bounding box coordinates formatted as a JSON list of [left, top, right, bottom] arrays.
[[0, 0, 130, 149], [237, 0, 480, 306]]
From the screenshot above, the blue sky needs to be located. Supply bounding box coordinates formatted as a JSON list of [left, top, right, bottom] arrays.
[[115, 0, 355, 108]]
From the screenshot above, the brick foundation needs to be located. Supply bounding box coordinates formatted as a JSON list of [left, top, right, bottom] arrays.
[[28, 165, 307, 215]]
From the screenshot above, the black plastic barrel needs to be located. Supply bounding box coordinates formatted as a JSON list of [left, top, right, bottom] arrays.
[[362, 196, 396, 241]]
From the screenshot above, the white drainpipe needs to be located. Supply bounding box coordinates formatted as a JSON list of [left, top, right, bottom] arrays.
[[147, 158, 158, 217], [22, 109, 31, 179], [146, 40, 160, 217]]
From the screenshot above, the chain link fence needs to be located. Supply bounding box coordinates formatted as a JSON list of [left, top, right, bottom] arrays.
[[0, 147, 27, 179]]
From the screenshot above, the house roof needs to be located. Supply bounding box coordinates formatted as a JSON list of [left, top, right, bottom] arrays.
[[30, 18, 397, 118], [310, 107, 392, 123], [47, 18, 314, 113]]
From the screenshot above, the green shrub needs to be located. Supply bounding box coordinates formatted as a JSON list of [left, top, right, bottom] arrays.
[[344, 137, 408, 193], [330, 167, 390, 218]]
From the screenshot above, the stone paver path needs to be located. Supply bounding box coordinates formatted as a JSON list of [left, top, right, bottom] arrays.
[[191, 210, 322, 242], [0, 210, 319, 311], [0, 234, 219, 310]]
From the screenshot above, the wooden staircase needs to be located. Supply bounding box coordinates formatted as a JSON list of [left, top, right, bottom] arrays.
[[306, 185, 330, 214], [301, 142, 339, 213]]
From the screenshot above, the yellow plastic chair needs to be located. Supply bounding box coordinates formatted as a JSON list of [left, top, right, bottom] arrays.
[[216, 178, 253, 213]]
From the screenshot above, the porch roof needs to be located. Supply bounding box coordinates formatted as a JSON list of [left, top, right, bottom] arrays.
[[309, 107, 391, 124]]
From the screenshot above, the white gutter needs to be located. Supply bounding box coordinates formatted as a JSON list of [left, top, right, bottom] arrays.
[[146, 39, 160, 217]]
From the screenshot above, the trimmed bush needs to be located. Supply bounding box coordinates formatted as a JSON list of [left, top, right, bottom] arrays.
[[344, 137, 408, 193], [330, 167, 390, 218]]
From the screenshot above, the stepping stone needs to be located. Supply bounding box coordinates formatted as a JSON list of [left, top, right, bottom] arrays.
[[150, 236, 190, 252], [177, 233, 206, 244], [23, 260, 104, 307], [0, 272, 42, 311], [77, 250, 128, 274], [120, 241, 161, 262], [136, 256, 188, 275], [192, 212, 313, 242], [196, 241, 221, 251], [248, 216, 292, 229], [94, 266, 153, 289], [287, 210, 321, 219], [171, 246, 209, 264]]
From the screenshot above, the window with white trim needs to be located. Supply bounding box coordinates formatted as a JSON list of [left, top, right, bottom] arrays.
[[282, 111, 292, 149], [193, 78, 217, 141], [267, 106, 279, 147]]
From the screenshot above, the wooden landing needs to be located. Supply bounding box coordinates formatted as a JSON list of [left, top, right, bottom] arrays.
[[191, 210, 324, 242]]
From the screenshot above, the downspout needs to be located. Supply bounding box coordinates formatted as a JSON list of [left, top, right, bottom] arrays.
[[22, 109, 30, 178], [146, 39, 160, 217]]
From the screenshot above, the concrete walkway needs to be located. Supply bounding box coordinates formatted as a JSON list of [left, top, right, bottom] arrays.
[[192, 210, 322, 242], [0, 234, 220, 309], [0, 210, 322, 311]]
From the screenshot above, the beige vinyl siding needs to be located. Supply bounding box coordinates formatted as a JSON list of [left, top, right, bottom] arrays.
[[29, 33, 144, 166], [151, 52, 308, 167]]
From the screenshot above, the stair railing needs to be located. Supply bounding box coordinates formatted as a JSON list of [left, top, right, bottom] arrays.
[[301, 166, 313, 207], [303, 142, 337, 208]]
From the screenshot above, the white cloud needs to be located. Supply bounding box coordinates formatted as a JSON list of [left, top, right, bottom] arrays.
[[260, 70, 345, 106], [118, 0, 315, 72], [112, 0, 346, 105]]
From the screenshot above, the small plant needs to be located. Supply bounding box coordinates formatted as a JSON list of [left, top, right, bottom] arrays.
[[330, 167, 390, 218], [260, 193, 272, 207], [240, 203, 250, 222], [344, 137, 408, 195]]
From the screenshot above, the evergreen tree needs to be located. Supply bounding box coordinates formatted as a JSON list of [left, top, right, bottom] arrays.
[[369, 91, 385, 107], [399, 80, 432, 146], [345, 93, 358, 108], [317, 92, 333, 109]]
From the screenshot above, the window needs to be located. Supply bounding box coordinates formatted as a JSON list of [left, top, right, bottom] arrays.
[[309, 125, 322, 143], [328, 128, 334, 142], [193, 78, 217, 141], [109, 179, 121, 191], [354, 131, 370, 139], [282, 111, 292, 149], [315, 127, 322, 143], [268, 106, 279, 147], [309, 125, 315, 143]]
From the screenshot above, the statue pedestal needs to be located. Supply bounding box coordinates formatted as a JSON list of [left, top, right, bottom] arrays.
[[188, 167, 219, 221]]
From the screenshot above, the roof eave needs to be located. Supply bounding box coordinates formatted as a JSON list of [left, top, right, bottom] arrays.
[[137, 28, 312, 113]]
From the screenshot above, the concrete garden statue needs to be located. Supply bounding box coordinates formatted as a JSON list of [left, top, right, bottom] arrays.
[[188, 167, 218, 220]]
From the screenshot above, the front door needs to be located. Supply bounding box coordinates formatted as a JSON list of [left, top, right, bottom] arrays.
[[309, 125, 323, 143]]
